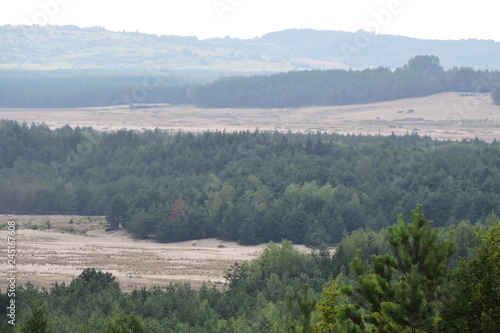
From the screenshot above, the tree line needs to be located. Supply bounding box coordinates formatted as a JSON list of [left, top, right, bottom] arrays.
[[1, 120, 500, 245], [190, 55, 500, 108], [1, 56, 499, 108], [0, 70, 191, 108], [1, 209, 498, 332], [493, 86, 500, 105]]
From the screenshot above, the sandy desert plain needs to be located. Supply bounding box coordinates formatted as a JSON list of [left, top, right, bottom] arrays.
[[1, 92, 499, 292]]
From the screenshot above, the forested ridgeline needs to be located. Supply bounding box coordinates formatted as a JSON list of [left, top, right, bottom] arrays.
[[1, 211, 498, 332], [1, 120, 500, 246], [2, 56, 500, 108]]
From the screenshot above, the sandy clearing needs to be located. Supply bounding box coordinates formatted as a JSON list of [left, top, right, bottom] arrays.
[[1, 92, 500, 140], [0, 215, 310, 292]]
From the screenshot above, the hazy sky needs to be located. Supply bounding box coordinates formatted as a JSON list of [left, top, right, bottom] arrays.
[[1, 0, 498, 41]]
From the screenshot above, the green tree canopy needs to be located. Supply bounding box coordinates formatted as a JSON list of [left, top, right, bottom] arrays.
[[105, 302, 144, 333], [437, 218, 500, 332], [16, 299, 52, 333], [493, 86, 500, 105], [405, 55, 443, 72], [314, 281, 341, 333], [106, 194, 128, 230], [339, 205, 456, 333]]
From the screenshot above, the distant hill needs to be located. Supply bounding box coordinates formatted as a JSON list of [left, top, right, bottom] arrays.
[[1, 25, 499, 72]]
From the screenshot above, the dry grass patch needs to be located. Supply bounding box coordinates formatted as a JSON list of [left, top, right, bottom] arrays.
[[1, 92, 499, 140]]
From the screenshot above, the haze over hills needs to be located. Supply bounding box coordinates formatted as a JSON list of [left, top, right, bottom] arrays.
[[1, 25, 500, 72]]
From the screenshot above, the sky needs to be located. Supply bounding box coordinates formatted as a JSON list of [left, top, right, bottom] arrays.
[[1, 0, 498, 41]]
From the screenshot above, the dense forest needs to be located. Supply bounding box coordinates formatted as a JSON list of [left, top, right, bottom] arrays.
[[0, 70, 191, 108], [1, 120, 500, 246], [1, 56, 499, 108], [190, 56, 500, 108], [493, 86, 500, 105], [1, 211, 498, 332]]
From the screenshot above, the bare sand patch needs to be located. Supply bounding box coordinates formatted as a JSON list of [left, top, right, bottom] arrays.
[[1, 92, 499, 140], [0, 215, 310, 292]]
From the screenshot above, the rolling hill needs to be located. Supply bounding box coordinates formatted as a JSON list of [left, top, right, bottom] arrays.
[[1, 25, 500, 72]]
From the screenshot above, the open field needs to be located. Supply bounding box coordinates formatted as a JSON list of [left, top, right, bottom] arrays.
[[1, 92, 500, 140], [0, 215, 310, 292]]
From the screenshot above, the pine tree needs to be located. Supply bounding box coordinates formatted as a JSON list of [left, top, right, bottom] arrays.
[[286, 289, 298, 333], [286, 284, 317, 333], [105, 302, 144, 333], [105, 194, 128, 230], [437, 220, 500, 332], [314, 281, 341, 333], [17, 299, 52, 333], [297, 284, 316, 333], [493, 86, 500, 105], [339, 205, 456, 333]]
